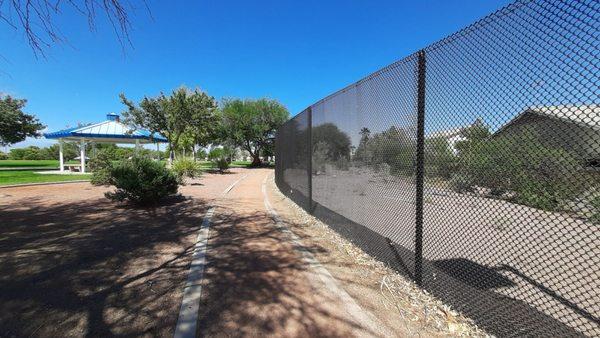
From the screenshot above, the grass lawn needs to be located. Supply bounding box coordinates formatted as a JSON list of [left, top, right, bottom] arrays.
[[0, 160, 60, 168], [0, 170, 91, 186]]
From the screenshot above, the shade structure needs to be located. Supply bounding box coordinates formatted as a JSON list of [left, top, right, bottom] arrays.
[[44, 113, 167, 144], [44, 113, 167, 173]]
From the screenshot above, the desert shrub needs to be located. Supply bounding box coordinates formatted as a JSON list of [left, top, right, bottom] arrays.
[[312, 141, 330, 174], [208, 148, 230, 173], [89, 149, 114, 186], [172, 158, 203, 182], [104, 156, 179, 205], [425, 137, 456, 179], [449, 173, 473, 193], [335, 156, 349, 171], [588, 195, 600, 224], [455, 131, 585, 210]]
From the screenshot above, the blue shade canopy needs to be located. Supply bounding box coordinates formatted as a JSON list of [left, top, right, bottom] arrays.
[[44, 114, 168, 144]]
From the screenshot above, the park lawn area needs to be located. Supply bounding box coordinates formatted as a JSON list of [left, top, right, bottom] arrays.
[[0, 170, 91, 186], [231, 160, 252, 167], [0, 160, 60, 168]]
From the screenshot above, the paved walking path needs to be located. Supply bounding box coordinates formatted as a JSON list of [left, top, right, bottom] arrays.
[[192, 168, 390, 337]]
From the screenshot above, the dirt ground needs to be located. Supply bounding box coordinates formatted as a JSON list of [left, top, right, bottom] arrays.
[[0, 171, 247, 337], [1, 167, 485, 337], [197, 168, 484, 337], [198, 169, 385, 337], [282, 165, 599, 336]]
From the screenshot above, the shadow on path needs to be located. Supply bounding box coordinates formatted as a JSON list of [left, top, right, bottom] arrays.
[[197, 201, 378, 337]]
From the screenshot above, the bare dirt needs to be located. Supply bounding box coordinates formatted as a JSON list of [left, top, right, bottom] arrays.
[[0, 171, 246, 337], [1, 167, 488, 338]]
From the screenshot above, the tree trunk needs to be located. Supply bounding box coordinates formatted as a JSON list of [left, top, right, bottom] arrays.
[[251, 153, 262, 167], [169, 149, 175, 165]]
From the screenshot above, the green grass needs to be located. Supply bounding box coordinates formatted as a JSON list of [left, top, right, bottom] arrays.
[[0, 160, 60, 168], [231, 161, 252, 167], [0, 160, 81, 169], [0, 170, 91, 186]]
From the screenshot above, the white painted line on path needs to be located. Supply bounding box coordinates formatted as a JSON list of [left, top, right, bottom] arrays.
[[173, 174, 247, 338]]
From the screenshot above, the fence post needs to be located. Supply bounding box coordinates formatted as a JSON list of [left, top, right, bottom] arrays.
[[307, 107, 313, 214], [415, 50, 426, 287]]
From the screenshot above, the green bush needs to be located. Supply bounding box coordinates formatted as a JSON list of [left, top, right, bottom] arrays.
[[335, 156, 350, 171], [208, 148, 230, 173], [356, 126, 414, 177], [449, 173, 473, 193], [0, 152, 7, 160], [312, 141, 330, 173], [104, 156, 179, 205], [89, 149, 115, 186], [588, 195, 600, 224], [455, 131, 586, 210], [196, 149, 207, 160], [425, 137, 456, 179], [172, 158, 203, 182]]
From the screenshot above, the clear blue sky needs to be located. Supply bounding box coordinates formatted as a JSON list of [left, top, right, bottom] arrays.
[[0, 0, 511, 148]]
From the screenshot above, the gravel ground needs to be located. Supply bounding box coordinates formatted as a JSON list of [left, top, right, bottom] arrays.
[[268, 173, 488, 337], [282, 166, 598, 336]]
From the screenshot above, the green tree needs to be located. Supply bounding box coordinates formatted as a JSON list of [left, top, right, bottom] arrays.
[[425, 137, 456, 179], [366, 126, 415, 176], [120, 86, 216, 163], [0, 96, 44, 146], [354, 127, 371, 162], [187, 91, 218, 160], [220, 98, 289, 166], [454, 118, 491, 154], [311, 123, 352, 162]]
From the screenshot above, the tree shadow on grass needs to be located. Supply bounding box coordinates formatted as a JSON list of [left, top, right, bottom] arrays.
[[0, 195, 207, 337]]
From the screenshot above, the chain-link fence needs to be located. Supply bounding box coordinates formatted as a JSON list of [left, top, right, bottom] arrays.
[[275, 0, 599, 336]]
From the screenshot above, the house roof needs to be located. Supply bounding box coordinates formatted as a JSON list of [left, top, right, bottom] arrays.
[[44, 114, 168, 143], [427, 127, 464, 139], [495, 105, 600, 134]]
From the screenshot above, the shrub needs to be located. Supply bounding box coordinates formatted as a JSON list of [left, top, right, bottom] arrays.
[[0, 151, 7, 160], [312, 141, 330, 174], [89, 149, 115, 186], [455, 130, 586, 210], [104, 156, 179, 205], [588, 195, 600, 224], [449, 173, 473, 193], [335, 156, 349, 171], [196, 149, 207, 160], [208, 148, 230, 173], [172, 158, 203, 182]]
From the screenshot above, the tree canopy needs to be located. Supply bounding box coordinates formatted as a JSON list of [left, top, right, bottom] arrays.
[[219, 98, 289, 166], [120, 86, 217, 161], [0, 95, 44, 146]]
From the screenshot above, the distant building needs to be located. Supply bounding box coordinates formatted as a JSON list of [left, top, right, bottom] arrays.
[[427, 127, 466, 155], [494, 105, 600, 168]]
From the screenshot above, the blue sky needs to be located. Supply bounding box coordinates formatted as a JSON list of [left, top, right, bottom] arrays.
[[0, 0, 511, 148]]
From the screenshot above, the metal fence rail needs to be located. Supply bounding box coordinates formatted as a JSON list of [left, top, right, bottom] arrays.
[[274, 0, 599, 336]]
